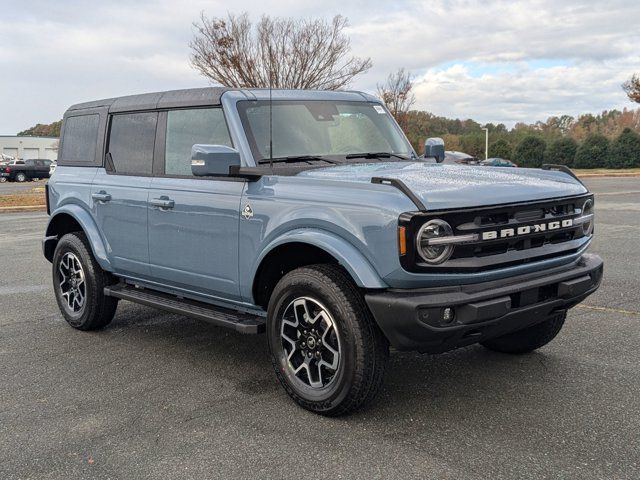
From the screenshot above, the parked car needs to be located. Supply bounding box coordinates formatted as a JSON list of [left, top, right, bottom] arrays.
[[481, 157, 518, 167], [442, 150, 478, 165], [49, 161, 57, 176], [0, 159, 52, 182], [43, 88, 603, 416]]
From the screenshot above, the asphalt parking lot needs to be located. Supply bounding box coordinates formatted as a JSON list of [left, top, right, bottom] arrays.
[[1, 177, 638, 479]]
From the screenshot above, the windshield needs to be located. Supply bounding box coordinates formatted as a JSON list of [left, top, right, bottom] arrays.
[[237, 100, 414, 163]]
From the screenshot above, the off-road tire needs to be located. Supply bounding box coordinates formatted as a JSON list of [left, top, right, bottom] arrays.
[[52, 232, 118, 330], [267, 265, 389, 416], [480, 311, 567, 354]]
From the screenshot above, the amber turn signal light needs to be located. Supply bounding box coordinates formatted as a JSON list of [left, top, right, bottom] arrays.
[[398, 226, 407, 256]]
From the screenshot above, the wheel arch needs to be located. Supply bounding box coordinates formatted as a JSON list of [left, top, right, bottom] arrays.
[[43, 205, 111, 271], [251, 229, 387, 308]]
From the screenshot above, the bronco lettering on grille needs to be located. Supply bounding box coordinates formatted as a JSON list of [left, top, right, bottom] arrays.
[[481, 219, 574, 240]]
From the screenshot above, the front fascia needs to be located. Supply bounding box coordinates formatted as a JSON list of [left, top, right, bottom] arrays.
[[383, 239, 591, 289]]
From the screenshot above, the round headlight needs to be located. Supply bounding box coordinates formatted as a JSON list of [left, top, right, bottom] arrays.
[[416, 219, 454, 264], [581, 199, 594, 236]]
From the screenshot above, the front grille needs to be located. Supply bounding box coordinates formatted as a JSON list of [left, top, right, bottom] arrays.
[[399, 194, 593, 273], [451, 198, 581, 261]]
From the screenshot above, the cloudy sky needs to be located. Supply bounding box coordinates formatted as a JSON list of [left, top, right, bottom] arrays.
[[1, 0, 639, 134]]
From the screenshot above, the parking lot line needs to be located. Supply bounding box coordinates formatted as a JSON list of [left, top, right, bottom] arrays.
[[577, 304, 640, 317]]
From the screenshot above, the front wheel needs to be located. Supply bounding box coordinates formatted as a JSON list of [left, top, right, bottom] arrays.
[[267, 265, 389, 416], [480, 311, 567, 354], [15, 172, 26, 182]]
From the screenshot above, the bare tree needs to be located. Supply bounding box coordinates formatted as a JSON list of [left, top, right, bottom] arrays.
[[623, 74, 640, 104], [376, 68, 415, 130], [190, 13, 372, 90]]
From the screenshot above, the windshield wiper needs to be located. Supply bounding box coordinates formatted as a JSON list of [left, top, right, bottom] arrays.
[[345, 152, 411, 161], [258, 155, 337, 165]]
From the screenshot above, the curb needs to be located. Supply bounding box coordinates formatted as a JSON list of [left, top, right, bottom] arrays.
[[0, 205, 47, 213], [577, 174, 640, 178]]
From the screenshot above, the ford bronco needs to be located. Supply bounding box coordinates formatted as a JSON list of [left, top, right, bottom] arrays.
[[44, 88, 603, 415]]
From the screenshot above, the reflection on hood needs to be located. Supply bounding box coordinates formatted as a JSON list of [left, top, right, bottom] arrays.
[[298, 162, 587, 210]]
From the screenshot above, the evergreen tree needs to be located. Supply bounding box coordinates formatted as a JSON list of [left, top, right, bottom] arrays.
[[545, 137, 578, 166], [574, 134, 609, 169], [514, 136, 547, 168], [607, 128, 640, 168], [489, 139, 512, 159]]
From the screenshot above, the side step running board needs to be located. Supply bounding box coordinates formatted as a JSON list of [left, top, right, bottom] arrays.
[[104, 283, 265, 334]]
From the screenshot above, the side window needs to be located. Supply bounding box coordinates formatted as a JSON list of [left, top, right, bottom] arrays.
[[165, 108, 232, 176], [108, 112, 158, 175], [61, 114, 100, 163]]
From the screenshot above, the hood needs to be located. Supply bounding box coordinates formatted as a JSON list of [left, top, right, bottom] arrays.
[[297, 162, 587, 210]]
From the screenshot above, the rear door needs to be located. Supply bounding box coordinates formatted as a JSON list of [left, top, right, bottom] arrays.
[[92, 112, 157, 278], [33, 160, 49, 178], [147, 107, 244, 301], [23, 160, 37, 179]]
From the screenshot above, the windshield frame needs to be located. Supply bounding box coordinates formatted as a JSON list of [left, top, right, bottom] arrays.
[[236, 99, 416, 165]]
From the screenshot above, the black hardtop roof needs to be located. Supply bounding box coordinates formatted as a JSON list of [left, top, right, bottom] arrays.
[[67, 87, 231, 113], [65, 87, 378, 115]]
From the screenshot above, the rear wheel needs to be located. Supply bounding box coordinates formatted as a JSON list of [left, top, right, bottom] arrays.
[[480, 311, 566, 354], [52, 232, 118, 330], [0, 176, 6, 183], [15, 172, 26, 182], [267, 265, 389, 416]]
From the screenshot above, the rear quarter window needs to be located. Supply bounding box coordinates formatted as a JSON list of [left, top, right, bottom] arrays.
[[60, 114, 100, 164]]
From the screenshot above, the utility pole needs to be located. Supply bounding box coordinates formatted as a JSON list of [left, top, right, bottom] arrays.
[[481, 127, 489, 160]]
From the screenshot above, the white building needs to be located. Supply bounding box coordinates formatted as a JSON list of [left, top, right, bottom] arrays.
[[0, 135, 58, 161]]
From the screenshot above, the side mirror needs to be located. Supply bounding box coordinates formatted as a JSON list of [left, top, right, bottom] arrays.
[[191, 145, 241, 176], [424, 137, 445, 163]]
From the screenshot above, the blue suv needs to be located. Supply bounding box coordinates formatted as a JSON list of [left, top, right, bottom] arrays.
[[44, 88, 603, 415]]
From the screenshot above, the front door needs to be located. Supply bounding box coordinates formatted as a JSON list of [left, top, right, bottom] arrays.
[[147, 107, 244, 301], [92, 111, 157, 278]]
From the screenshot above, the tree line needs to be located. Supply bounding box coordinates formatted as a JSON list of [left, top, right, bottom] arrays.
[[402, 108, 640, 169], [17, 120, 61, 137]]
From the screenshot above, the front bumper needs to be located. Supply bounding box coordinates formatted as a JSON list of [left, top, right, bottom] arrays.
[[365, 253, 603, 353]]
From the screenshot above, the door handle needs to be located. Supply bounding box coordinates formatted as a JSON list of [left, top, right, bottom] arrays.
[[150, 197, 175, 210], [92, 191, 111, 203]]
